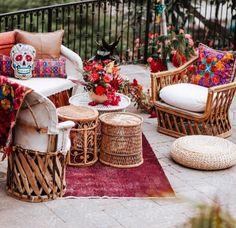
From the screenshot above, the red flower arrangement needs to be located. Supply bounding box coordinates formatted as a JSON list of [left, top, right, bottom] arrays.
[[83, 60, 124, 106]]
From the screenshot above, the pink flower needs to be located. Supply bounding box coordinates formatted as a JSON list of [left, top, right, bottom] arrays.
[[188, 38, 194, 47], [185, 34, 192, 39], [104, 74, 112, 83], [147, 57, 153, 63], [90, 72, 99, 82], [148, 32, 154, 39]]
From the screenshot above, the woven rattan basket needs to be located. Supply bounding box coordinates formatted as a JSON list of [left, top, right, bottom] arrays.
[[99, 112, 143, 168], [6, 146, 67, 202]]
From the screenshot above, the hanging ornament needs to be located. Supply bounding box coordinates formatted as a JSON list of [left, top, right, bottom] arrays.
[[155, 0, 166, 24]]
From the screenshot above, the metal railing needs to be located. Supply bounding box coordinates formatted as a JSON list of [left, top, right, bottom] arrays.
[[0, 0, 235, 62]]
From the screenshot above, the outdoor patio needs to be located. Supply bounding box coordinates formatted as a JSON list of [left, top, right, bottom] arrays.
[[1, 64, 236, 228]]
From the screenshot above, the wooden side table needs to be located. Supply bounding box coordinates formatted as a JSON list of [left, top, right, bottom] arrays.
[[99, 112, 143, 168], [57, 105, 99, 166]]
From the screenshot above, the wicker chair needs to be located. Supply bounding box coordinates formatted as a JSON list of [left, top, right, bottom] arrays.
[[7, 91, 74, 202], [151, 56, 236, 138]]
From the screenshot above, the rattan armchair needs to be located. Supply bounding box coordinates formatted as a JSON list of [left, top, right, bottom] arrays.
[[151, 56, 236, 138]]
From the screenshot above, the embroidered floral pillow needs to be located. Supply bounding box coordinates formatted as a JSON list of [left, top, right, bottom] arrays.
[[0, 55, 67, 78], [32, 57, 67, 78], [192, 44, 236, 87], [0, 54, 13, 76]]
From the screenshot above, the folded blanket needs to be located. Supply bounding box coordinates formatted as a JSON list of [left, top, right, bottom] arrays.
[[0, 75, 32, 159]]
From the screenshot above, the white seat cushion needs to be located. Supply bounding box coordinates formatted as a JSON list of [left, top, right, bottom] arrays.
[[159, 83, 208, 112], [9, 77, 75, 97]]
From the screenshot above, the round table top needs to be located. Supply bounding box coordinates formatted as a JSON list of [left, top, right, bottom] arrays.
[[69, 93, 131, 112], [99, 112, 143, 126], [57, 105, 98, 121]]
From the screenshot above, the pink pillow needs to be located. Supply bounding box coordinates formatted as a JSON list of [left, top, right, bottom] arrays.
[[32, 57, 67, 78], [0, 54, 67, 78], [192, 44, 236, 87], [0, 31, 16, 56]]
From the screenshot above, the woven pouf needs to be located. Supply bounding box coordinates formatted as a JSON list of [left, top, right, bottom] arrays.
[[171, 135, 236, 170], [99, 112, 143, 168]]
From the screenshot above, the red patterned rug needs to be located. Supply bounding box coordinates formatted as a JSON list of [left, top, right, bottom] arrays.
[[65, 134, 174, 198]]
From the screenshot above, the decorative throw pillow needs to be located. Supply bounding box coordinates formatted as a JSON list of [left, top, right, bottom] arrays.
[[32, 57, 67, 78], [0, 54, 13, 76], [15, 29, 64, 59], [192, 44, 236, 87], [10, 43, 36, 80], [0, 31, 16, 56]]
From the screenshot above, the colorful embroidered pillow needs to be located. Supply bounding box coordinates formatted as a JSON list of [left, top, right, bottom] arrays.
[[32, 57, 67, 78], [0, 54, 13, 76], [192, 44, 236, 87], [0, 55, 67, 78]]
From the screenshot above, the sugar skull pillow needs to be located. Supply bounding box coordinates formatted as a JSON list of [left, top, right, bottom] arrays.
[[10, 43, 36, 80]]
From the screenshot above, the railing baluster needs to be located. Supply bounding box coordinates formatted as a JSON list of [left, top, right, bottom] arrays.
[[47, 8, 52, 32], [67, 6, 71, 48], [41, 10, 45, 32], [30, 12, 33, 32], [55, 8, 59, 30], [108, 0, 112, 43], [132, 0, 137, 62], [144, 0, 152, 63], [36, 11, 39, 32], [23, 13, 27, 30], [17, 14, 21, 29], [138, 0, 144, 61], [5, 16, 8, 31], [96, 0, 101, 45], [79, 4, 83, 56], [62, 6, 65, 29], [91, 3, 95, 56], [115, 1, 119, 41], [73, 5, 77, 52], [85, 4, 88, 59], [103, 0, 107, 38], [120, 1, 124, 62]]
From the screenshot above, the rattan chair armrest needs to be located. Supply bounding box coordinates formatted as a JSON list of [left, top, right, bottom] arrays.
[[209, 82, 236, 93], [204, 82, 236, 120], [151, 56, 198, 101]]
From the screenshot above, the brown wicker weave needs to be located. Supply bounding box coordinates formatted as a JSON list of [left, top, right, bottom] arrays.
[[48, 89, 71, 108], [57, 105, 99, 167], [151, 56, 236, 138], [99, 112, 143, 168], [7, 146, 66, 202]]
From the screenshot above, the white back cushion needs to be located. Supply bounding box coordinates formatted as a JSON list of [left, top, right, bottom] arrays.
[[159, 83, 208, 112]]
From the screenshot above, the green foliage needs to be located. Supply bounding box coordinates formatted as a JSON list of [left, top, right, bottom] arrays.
[[184, 201, 236, 228], [0, 0, 75, 13]]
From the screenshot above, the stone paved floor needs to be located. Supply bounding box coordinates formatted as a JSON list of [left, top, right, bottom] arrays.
[[1, 65, 236, 228]]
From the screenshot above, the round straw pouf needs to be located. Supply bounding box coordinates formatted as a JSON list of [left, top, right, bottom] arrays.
[[99, 112, 143, 168], [171, 135, 236, 170]]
